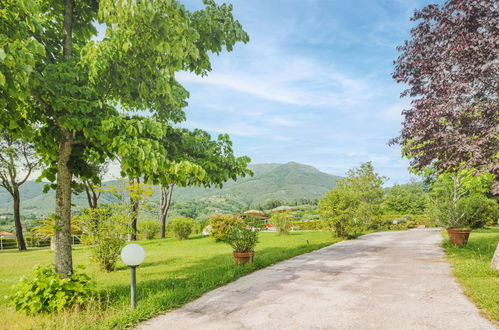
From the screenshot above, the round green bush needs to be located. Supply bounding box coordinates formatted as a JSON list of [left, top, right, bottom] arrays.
[[457, 195, 498, 229], [168, 217, 195, 240], [139, 220, 160, 240]]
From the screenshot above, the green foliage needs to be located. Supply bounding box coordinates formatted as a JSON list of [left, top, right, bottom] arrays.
[[457, 195, 498, 229], [243, 216, 266, 231], [78, 206, 129, 271], [319, 162, 386, 237], [379, 214, 436, 229], [384, 181, 428, 214], [31, 215, 82, 239], [270, 212, 292, 235], [289, 220, 324, 230], [224, 227, 258, 253], [138, 220, 160, 240], [167, 217, 195, 240], [208, 214, 243, 241], [9, 265, 95, 314], [430, 171, 495, 228], [319, 189, 364, 238]]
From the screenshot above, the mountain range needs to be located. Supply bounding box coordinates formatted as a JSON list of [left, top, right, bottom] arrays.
[[0, 162, 340, 218]]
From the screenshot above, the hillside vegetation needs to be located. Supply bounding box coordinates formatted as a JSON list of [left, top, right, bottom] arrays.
[[0, 162, 340, 218]]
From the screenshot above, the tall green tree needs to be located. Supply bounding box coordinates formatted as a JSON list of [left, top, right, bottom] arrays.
[[1, 0, 248, 276], [319, 162, 386, 236]]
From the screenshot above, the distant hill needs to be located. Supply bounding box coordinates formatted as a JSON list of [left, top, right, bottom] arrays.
[[0, 162, 340, 217]]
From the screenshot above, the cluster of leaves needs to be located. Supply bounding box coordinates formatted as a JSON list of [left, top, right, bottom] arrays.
[[392, 0, 498, 193], [31, 215, 82, 239], [319, 162, 386, 238], [78, 206, 130, 272], [270, 212, 293, 235], [224, 227, 258, 253], [207, 214, 243, 241], [9, 265, 95, 314], [167, 217, 195, 240]]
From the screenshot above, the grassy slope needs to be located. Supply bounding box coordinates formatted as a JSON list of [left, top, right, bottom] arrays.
[[0, 231, 340, 329], [443, 227, 499, 324]]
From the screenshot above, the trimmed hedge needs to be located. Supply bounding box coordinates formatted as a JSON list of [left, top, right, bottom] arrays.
[[289, 220, 324, 231]]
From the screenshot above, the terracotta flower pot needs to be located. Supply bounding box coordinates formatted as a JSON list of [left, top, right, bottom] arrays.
[[447, 228, 472, 247], [233, 252, 255, 264]]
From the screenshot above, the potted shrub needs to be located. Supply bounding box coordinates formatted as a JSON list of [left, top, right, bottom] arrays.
[[224, 227, 258, 264], [430, 172, 497, 247]]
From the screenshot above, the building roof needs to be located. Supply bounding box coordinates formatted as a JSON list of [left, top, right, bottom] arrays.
[[0, 231, 15, 237], [271, 206, 297, 213], [243, 210, 266, 217]]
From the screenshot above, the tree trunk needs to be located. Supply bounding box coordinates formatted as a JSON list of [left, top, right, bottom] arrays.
[[129, 178, 140, 241], [84, 180, 99, 209], [54, 128, 73, 276], [159, 183, 174, 238], [12, 186, 26, 251]]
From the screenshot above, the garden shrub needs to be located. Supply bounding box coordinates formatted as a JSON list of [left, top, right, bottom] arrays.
[[318, 189, 365, 238], [271, 211, 292, 235], [208, 214, 243, 241], [138, 220, 160, 240], [457, 195, 498, 229], [9, 265, 95, 314], [168, 217, 195, 240], [78, 206, 129, 272], [289, 220, 324, 230]]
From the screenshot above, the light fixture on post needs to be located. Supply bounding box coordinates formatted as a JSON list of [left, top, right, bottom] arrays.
[[120, 243, 145, 308]]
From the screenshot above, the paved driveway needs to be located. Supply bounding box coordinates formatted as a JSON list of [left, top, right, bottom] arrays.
[[138, 229, 496, 330]]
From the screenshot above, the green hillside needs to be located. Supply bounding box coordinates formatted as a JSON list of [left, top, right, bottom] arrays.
[[0, 162, 340, 218]]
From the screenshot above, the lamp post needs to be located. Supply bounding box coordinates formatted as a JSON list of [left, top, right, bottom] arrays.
[[120, 243, 145, 308]]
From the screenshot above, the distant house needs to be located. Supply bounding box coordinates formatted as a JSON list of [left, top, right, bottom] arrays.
[[0, 231, 16, 250], [0, 231, 15, 238], [271, 206, 297, 213], [243, 210, 267, 218]]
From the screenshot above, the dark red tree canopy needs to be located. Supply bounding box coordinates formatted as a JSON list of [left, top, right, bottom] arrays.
[[392, 0, 498, 193]]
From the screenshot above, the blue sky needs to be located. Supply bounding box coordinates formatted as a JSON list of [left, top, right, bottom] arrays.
[[174, 0, 443, 185]]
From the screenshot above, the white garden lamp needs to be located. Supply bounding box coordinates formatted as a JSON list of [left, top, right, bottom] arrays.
[[121, 243, 145, 308]]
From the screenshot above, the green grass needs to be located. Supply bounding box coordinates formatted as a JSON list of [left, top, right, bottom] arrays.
[[0, 231, 340, 329], [443, 227, 499, 324]]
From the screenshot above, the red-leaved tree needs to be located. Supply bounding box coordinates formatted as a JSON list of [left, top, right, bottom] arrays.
[[392, 0, 498, 193]]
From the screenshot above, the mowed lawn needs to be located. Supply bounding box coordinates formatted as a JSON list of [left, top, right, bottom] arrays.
[[443, 227, 499, 324], [0, 231, 340, 329]]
